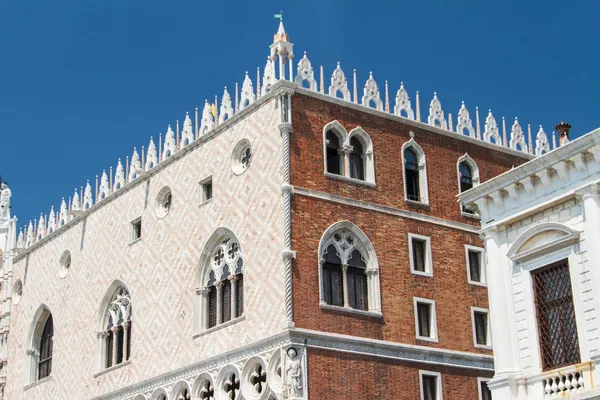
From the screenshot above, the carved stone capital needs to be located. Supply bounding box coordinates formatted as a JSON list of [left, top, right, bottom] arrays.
[[282, 249, 296, 260], [228, 275, 239, 282], [341, 144, 354, 154], [197, 287, 210, 296], [280, 183, 294, 195], [96, 331, 108, 339], [278, 122, 293, 135], [365, 268, 378, 276], [25, 348, 36, 356]]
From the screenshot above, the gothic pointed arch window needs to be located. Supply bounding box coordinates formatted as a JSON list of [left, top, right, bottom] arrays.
[[457, 154, 480, 214], [198, 230, 244, 331], [98, 285, 132, 370], [349, 137, 365, 181], [402, 138, 429, 204], [325, 130, 343, 175], [318, 221, 381, 313], [26, 305, 54, 383]]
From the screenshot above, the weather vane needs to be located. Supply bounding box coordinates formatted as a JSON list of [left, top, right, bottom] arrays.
[[274, 10, 283, 21]]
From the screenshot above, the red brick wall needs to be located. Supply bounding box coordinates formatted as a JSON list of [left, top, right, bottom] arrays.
[[308, 348, 491, 400], [289, 94, 529, 353], [289, 93, 529, 224]]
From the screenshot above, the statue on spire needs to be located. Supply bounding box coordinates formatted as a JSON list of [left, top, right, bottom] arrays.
[[0, 182, 11, 219]]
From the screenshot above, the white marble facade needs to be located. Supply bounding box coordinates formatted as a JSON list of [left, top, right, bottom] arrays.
[[460, 128, 600, 399], [4, 95, 298, 399]]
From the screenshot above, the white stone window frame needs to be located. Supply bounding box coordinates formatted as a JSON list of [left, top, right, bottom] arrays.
[[507, 222, 587, 373], [194, 228, 245, 335], [322, 120, 376, 187], [419, 370, 443, 400], [402, 136, 429, 206], [414, 297, 438, 343], [457, 154, 481, 218], [471, 306, 492, 349], [408, 233, 433, 277], [95, 280, 132, 374], [130, 217, 142, 244], [465, 245, 486, 286], [199, 175, 213, 206], [25, 304, 53, 385], [477, 377, 491, 400], [317, 220, 382, 316]]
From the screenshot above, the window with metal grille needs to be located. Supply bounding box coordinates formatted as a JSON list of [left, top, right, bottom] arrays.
[[480, 379, 492, 400], [347, 266, 367, 310], [468, 250, 483, 283], [405, 148, 420, 201], [532, 260, 581, 371], [421, 374, 438, 400], [417, 302, 432, 338], [236, 274, 244, 317], [474, 311, 489, 346], [208, 286, 217, 328], [38, 315, 53, 379], [221, 279, 232, 323]]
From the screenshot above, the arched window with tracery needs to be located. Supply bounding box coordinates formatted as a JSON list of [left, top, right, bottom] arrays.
[[457, 154, 480, 214], [199, 232, 244, 331], [26, 305, 54, 383], [100, 286, 131, 369], [319, 222, 381, 313]]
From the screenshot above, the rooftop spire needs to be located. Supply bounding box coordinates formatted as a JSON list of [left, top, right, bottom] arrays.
[[274, 20, 289, 42]]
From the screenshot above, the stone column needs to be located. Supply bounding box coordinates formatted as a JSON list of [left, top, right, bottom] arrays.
[[229, 275, 239, 318], [111, 327, 119, 366], [215, 282, 223, 325], [578, 184, 600, 359], [342, 145, 353, 178], [341, 265, 349, 308], [199, 288, 210, 330], [122, 322, 130, 361]]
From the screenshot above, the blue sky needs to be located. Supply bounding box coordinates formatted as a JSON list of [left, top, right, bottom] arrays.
[[1, 0, 598, 225]]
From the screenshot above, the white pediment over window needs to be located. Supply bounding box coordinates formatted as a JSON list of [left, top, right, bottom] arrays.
[[508, 222, 580, 262]]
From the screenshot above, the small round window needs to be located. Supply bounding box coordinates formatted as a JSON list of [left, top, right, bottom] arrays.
[[155, 186, 173, 219], [13, 279, 23, 305], [59, 250, 72, 278], [232, 139, 252, 175]]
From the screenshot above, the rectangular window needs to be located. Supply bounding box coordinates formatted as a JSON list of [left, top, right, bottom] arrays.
[[466, 246, 485, 285], [420, 371, 442, 400], [221, 279, 232, 323], [409, 234, 432, 276], [347, 266, 368, 310], [131, 218, 142, 242], [406, 170, 420, 202], [323, 263, 344, 307], [472, 308, 491, 348], [200, 176, 213, 204], [414, 298, 437, 342], [533, 260, 581, 370], [478, 378, 492, 400]]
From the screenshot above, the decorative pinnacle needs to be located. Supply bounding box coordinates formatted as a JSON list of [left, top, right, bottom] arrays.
[[337, 61, 340, 66]]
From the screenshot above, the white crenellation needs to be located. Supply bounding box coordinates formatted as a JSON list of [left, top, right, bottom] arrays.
[[99, 171, 110, 200], [199, 101, 216, 136], [294, 52, 317, 91], [328, 62, 351, 101], [47, 207, 56, 234], [114, 159, 125, 191], [428, 92, 448, 129], [510, 117, 528, 153], [83, 181, 93, 210], [535, 125, 550, 156], [37, 215, 46, 240], [219, 88, 234, 123], [129, 148, 142, 182], [262, 58, 276, 96], [456, 102, 476, 137], [361, 72, 383, 111], [163, 125, 176, 160], [483, 110, 502, 145], [145, 137, 158, 171], [16, 230, 23, 249], [71, 189, 81, 212], [59, 198, 68, 227], [25, 221, 33, 248], [393, 82, 414, 120], [240, 72, 256, 110], [181, 112, 194, 147]]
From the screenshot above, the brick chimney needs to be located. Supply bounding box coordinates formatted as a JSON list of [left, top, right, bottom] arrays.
[[555, 121, 571, 146]]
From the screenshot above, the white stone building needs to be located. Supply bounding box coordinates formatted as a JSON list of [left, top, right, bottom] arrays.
[[460, 126, 600, 399]]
